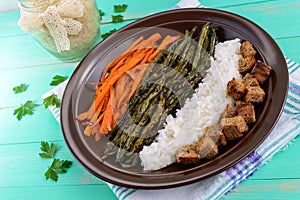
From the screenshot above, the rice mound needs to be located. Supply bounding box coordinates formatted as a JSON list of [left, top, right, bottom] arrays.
[[139, 38, 242, 171]]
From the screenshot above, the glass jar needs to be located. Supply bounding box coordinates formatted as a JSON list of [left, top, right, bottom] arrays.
[[18, 0, 101, 62]]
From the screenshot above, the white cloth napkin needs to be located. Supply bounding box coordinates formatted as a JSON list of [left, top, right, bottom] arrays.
[[43, 1, 300, 199]]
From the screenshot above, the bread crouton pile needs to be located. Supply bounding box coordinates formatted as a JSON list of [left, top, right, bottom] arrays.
[[176, 41, 272, 165]]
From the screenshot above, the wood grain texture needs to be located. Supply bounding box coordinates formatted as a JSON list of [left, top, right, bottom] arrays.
[[224, 179, 300, 199], [0, 0, 299, 200]]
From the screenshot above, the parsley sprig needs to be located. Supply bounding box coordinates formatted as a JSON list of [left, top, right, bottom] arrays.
[[43, 94, 61, 108], [39, 141, 73, 181], [13, 83, 28, 94], [50, 75, 68, 86], [14, 100, 37, 121], [114, 4, 127, 13], [112, 14, 124, 23], [39, 141, 57, 158], [45, 159, 73, 181], [99, 9, 105, 20]]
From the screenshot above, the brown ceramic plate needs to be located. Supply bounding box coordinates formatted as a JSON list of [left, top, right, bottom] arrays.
[[61, 8, 288, 189]]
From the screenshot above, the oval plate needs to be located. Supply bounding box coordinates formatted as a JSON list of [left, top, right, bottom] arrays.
[[61, 8, 288, 189]]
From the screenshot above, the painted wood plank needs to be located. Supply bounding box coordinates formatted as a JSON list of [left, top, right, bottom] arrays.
[[0, 185, 117, 200], [2, 133, 300, 188], [0, 0, 294, 38], [0, 0, 178, 38], [201, 0, 277, 8], [0, 64, 74, 107], [1, 0, 299, 69], [0, 11, 23, 37], [276, 36, 300, 63], [0, 141, 103, 187], [0, 20, 136, 69], [223, 0, 300, 40], [225, 179, 300, 199], [0, 107, 64, 144], [0, 34, 65, 68], [98, 0, 178, 23]]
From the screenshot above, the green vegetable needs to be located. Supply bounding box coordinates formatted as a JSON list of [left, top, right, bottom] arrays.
[[39, 141, 56, 158], [39, 141, 73, 181], [13, 83, 28, 94], [44, 159, 73, 181], [114, 4, 127, 12], [14, 100, 36, 120], [50, 75, 68, 86], [43, 94, 61, 108], [103, 23, 218, 167], [101, 28, 117, 39], [99, 9, 105, 20], [112, 14, 124, 23], [192, 23, 210, 69]]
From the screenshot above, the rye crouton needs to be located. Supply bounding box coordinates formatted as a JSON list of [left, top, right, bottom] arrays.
[[221, 116, 248, 141], [238, 56, 256, 74], [240, 41, 256, 57], [251, 61, 272, 84], [227, 78, 246, 100], [195, 135, 218, 159], [245, 86, 265, 103], [243, 73, 260, 88], [205, 125, 227, 146], [176, 144, 200, 164], [221, 104, 236, 119], [236, 102, 256, 123]]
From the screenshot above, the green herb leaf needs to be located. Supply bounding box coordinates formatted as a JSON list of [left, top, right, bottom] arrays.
[[114, 4, 127, 12], [45, 167, 58, 181], [13, 100, 36, 120], [44, 159, 73, 181], [99, 9, 105, 20], [39, 141, 56, 158], [43, 94, 61, 108], [50, 75, 68, 86], [112, 14, 124, 23], [101, 28, 117, 39], [13, 83, 28, 94]]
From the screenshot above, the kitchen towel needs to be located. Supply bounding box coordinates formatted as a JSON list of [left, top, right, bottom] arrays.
[[42, 0, 300, 199]]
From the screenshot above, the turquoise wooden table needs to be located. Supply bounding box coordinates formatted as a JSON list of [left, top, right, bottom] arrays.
[[1, 0, 300, 199]]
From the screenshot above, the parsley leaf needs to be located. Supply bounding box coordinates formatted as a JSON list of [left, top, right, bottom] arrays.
[[13, 83, 29, 94], [39, 141, 56, 158], [14, 100, 36, 120], [44, 159, 73, 181], [114, 4, 127, 12], [99, 9, 105, 20], [112, 14, 124, 23], [101, 28, 117, 39], [43, 94, 61, 108], [45, 167, 58, 181], [50, 75, 68, 86]]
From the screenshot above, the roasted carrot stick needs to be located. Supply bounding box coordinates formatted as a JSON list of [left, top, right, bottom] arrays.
[[99, 36, 144, 83], [135, 33, 161, 50], [93, 49, 148, 110], [141, 48, 155, 64], [77, 33, 181, 141], [100, 88, 115, 135], [148, 35, 180, 62], [127, 36, 144, 52]]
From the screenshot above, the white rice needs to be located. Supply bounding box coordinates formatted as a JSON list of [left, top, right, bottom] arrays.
[[139, 38, 242, 171]]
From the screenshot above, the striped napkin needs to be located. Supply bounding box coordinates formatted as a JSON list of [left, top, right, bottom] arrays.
[[43, 0, 300, 199]]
